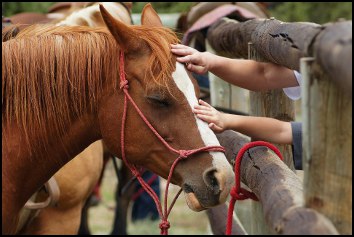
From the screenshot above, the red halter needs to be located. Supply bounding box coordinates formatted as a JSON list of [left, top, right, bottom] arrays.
[[118, 51, 226, 235]]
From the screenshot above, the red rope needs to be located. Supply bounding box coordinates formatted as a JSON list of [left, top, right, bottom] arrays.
[[118, 52, 225, 235], [225, 141, 283, 235]]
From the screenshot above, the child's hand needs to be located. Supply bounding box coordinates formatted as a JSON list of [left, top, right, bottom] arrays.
[[193, 99, 227, 133], [170, 44, 211, 74]]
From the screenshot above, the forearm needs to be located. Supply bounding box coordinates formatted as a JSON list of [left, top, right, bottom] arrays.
[[223, 114, 292, 144], [208, 53, 298, 91]]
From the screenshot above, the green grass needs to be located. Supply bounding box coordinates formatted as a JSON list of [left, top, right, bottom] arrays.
[[88, 160, 210, 235]]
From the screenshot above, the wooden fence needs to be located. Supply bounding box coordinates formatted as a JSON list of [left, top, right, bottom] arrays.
[[206, 17, 352, 234]]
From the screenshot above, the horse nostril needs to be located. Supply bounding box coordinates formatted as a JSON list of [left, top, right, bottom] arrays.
[[203, 168, 221, 195]]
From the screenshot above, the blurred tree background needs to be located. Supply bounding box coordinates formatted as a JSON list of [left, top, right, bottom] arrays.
[[268, 2, 352, 24], [3, 2, 352, 24], [131, 2, 195, 13], [3, 2, 56, 16]]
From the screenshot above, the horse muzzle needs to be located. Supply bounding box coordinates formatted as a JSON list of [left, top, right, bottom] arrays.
[[182, 166, 234, 211]]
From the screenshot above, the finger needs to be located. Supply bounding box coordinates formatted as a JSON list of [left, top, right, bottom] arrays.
[[198, 99, 212, 107], [170, 43, 192, 50], [193, 108, 213, 116], [209, 123, 223, 133], [209, 123, 218, 131], [176, 55, 192, 63], [186, 63, 205, 74], [194, 104, 212, 111], [195, 114, 213, 123], [171, 48, 196, 56]]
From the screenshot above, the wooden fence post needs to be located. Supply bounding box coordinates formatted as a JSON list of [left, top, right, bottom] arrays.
[[301, 58, 352, 234], [247, 42, 295, 234], [248, 42, 295, 169], [206, 40, 250, 115]]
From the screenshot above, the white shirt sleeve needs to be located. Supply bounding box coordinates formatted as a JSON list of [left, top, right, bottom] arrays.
[[283, 70, 302, 100]]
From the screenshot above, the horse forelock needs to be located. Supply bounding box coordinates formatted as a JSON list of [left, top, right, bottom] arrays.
[[130, 25, 180, 96]]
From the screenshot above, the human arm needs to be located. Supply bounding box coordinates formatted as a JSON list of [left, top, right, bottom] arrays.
[[193, 99, 293, 144], [171, 44, 298, 91]]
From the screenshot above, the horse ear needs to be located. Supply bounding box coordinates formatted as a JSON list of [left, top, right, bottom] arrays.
[[141, 3, 163, 27], [99, 4, 141, 52]]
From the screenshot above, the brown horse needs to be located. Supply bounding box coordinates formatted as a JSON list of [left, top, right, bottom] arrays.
[[7, 3, 133, 234], [2, 4, 234, 234]]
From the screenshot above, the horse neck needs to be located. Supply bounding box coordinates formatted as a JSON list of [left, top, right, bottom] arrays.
[[2, 28, 123, 233], [2, 111, 100, 206]]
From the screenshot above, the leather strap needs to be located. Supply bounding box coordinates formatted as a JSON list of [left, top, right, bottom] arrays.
[[24, 176, 60, 209]]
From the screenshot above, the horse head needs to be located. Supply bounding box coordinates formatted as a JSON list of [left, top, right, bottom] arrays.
[[98, 4, 234, 211]]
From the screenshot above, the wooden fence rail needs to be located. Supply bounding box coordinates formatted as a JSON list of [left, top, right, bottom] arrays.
[[216, 130, 339, 235], [207, 18, 352, 97]]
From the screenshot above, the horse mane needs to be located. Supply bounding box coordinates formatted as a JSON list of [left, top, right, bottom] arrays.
[[2, 23, 179, 150]]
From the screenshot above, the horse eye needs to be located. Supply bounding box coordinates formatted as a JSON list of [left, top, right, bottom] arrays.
[[147, 95, 170, 108]]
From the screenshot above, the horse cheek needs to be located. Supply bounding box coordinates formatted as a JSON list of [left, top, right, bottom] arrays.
[[97, 94, 123, 157]]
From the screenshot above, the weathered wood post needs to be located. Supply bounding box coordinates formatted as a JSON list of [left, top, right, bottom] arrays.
[[248, 42, 295, 169], [247, 42, 295, 235], [206, 39, 250, 115], [301, 57, 352, 234]]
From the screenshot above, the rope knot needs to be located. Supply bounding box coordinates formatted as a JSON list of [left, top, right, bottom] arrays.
[[230, 186, 258, 201], [178, 150, 190, 159], [120, 80, 129, 90], [230, 186, 242, 200], [159, 220, 170, 230]]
